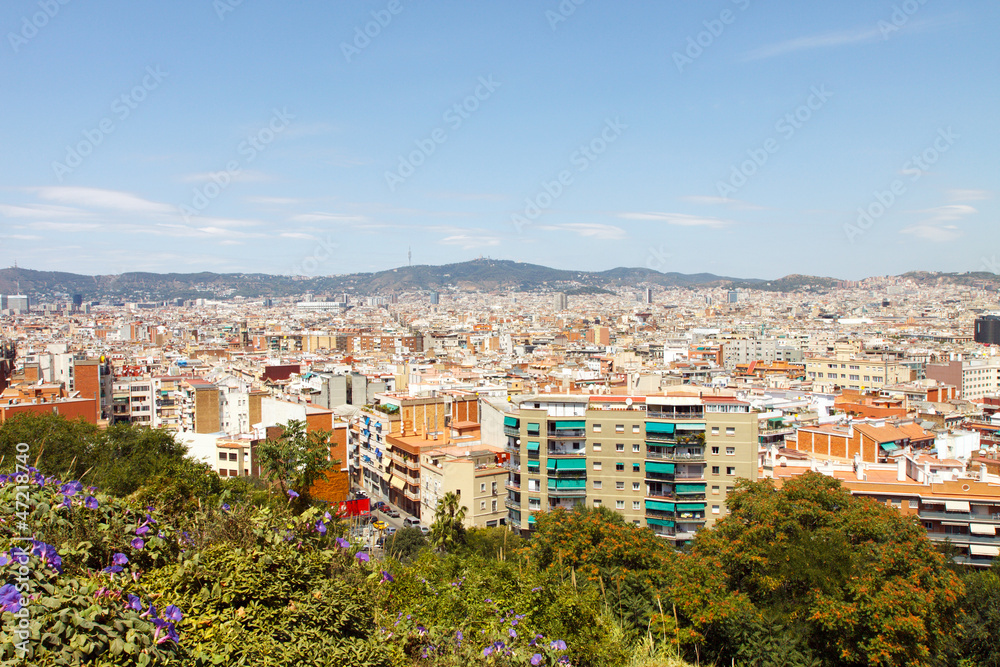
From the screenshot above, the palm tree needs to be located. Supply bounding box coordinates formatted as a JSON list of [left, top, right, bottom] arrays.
[[430, 491, 468, 552]]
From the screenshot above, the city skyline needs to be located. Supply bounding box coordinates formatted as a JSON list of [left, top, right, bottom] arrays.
[[1, 1, 997, 279]]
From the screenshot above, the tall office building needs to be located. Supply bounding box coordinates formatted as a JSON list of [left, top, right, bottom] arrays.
[[502, 392, 758, 544], [974, 315, 1000, 346], [644, 287, 653, 305], [553, 292, 568, 311], [5, 295, 29, 314], [430, 291, 440, 305], [727, 290, 739, 304]]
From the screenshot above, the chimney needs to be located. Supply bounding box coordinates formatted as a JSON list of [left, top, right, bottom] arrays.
[[896, 456, 906, 482]]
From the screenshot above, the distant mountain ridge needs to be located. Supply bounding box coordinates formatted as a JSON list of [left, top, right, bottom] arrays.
[[0, 261, 993, 301]]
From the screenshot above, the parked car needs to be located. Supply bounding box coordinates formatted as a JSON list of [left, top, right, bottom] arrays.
[[385, 508, 400, 518], [403, 517, 420, 528], [419, 526, 430, 536], [372, 501, 388, 512]]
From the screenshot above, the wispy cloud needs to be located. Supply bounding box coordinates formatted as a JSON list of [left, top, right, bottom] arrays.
[[179, 170, 272, 184], [28, 187, 176, 215], [679, 195, 767, 211], [0, 203, 91, 219], [948, 189, 991, 202], [743, 16, 960, 61], [248, 196, 304, 205], [900, 204, 975, 242], [538, 223, 626, 240], [280, 232, 317, 240], [618, 212, 732, 228], [289, 212, 367, 224], [439, 233, 502, 250]]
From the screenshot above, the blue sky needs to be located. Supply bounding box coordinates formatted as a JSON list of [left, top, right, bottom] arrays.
[[0, 0, 996, 280]]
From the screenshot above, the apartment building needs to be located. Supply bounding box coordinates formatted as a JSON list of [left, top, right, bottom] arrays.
[[420, 443, 508, 528], [805, 342, 913, 392], [503, 391, 758, 545], [925, 358, 1000, 399], [111, 379, 156, 426], [722, 338, 804, 369]]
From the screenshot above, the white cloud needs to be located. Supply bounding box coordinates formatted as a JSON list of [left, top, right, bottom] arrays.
[[742, 26, 882, 61], [679, 196, 767, 211], [538, 223, 626, 240], [900, 204, 975, 242], [900, 224, 962, 242], [0, 204, 91, 219], [280, 232, 317, 240], [439, 234, 501, 250], [29, 187, 176, 215], [248, 196, 303, 205], [179, 170, 272, 184], [619, 212, 732, 228], [289, 212, 367, 224], [947, 189, 992, 202]]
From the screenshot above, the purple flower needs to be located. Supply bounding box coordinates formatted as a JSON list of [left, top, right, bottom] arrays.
[[287, 489, 300, 498], [323, 511, 332, 521], [483, 646, 494, 657], [531, 586, 543, 592], [31, 541, 62, 573], [315, 520, 327, 535], [381, 570, 394, 583], [163, 605, 183, 622], [103, 565, 123, 574], [0, 584, 21, 613], [550, 639, 567, 651], [355, 552, 370, 563], [60, 480, 83, 496], [417, 625, 427, 636], [84, 496, 99, 509], [59, 497, 72, 509], [0, 554, 8, 567], [456, 630, 463, 645], [335, 537, 349, 549], [509, 627, 518, 638], [221, 503, 231, 512], [113, 553, 129, 566], [531, 654, 543, 666], [131, 538, 145, 550], [135, 525, 150, 536], [127, 594, 143, 611]]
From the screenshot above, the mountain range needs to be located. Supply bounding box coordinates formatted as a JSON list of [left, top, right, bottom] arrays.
[[0, 260, 996, 301]]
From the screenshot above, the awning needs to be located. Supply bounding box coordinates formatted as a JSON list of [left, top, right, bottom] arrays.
[[646, 441, 675, 447], [526, 441, 540, 452], [970, 544, 1000, 557], [645, 422, 675, 434], [381, 470, 393, 482], [646, 461, 675, 474], [921, 498, 945, 505], [945, 500, 971, 512], [970, 524, 996, 536], [677, 503, 705, 511], [527, 423, 540, 434], [527, 460, 540, 469], [881, 442, 900, 452], [546, 457, 586, 470], [549, 478, 586, 490], [676, 483, 706, 494], [676, 423, 706, 431], [554, 420, 585, 430], [646, 518, 675, 527], [646, 500, 675, 512], [528, 515, 536, 524], [389, 476, 405, 490], [504, 416, 519, 428]]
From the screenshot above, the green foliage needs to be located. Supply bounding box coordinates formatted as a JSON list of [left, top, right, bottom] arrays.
[[382, 527, 427, 562], [956, 569, 1000, 667], [255, 419, 337, 507], [672, 472, 963, 667], [430, 492, 467, 552], [463, 526, 525, 560]]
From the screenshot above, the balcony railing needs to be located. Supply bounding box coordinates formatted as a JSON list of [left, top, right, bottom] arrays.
[[646, 448, 706, 462], [547, 430, 586, 439], [504, 426, 520, 437], [547, 448, 586, 457], [404, 488, 420, 502], [504, 498, 521, 511], [505, 480, 520, 492]]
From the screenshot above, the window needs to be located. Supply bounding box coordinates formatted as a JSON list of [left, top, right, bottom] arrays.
[[712, 505, 720, 514], [632, 463, 640, 472], [632, 425, 640, 433], [615, 424, 624, 433], [480, 483, 486, 493], [726, 467, 736, 476], [616, 500, 625, 509], [633, 501, 641, 510], [632, 482, 640, 491], [592, 442, 602, 452], [726, 447, 735, 456], [725, 427, 735, 436], [229, 453, 238, 461], [529, 497, 541, 509], [616, 463, 625, 472], [849, 374, 860, 381], [593, 461, 602, 471], [593, 499, 602, 507], [593, 480, 602, 489], [492, 500, 498, 512], [480, 501, 487, 510], [528, 480, 540, 492], [712, 466, 720, 475], [492, 482, 498, 494], [711, 446, 720, 455], [711, 427, 719, 435], [712, 485, 720, 495], [229, 469, 238, 477], [616, 481, 625, 490], [632, 444, 640, 453], [616, 443, 625, 452], [218, 453, 227, 460], [593, 423, 602, 432]]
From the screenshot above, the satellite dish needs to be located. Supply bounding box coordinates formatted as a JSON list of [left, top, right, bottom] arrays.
[[625, 398, 633, 406]]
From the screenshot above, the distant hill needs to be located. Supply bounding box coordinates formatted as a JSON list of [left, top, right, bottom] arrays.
[[5, 261, 985, 301]]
